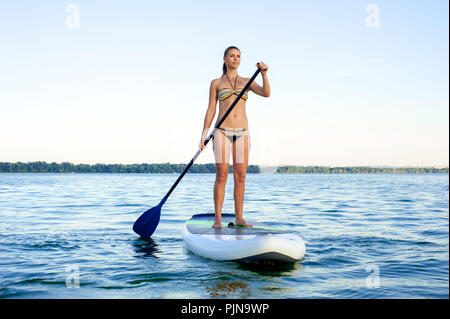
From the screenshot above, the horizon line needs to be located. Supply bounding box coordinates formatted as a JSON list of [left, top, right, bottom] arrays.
[[0, 161, 448, 169]]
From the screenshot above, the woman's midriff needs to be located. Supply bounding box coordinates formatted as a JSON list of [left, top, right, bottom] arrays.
[[215, 100, 248, 128]]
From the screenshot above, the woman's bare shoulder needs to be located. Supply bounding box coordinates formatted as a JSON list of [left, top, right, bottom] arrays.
[[241, 77, 252, 85], [210, 77, 226, 92], [209, 78, 222, 97], [211, 77, 223, 85], [241, 77, 253, 89]]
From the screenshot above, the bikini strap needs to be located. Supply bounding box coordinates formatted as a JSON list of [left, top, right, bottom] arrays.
[[225, 73, 238, 89]]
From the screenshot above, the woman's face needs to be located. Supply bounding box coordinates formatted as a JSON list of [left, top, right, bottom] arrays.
[[224, 49, 241, 69]]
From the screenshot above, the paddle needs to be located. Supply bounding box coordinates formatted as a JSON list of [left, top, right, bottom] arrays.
[[133, 63, 264, 238]]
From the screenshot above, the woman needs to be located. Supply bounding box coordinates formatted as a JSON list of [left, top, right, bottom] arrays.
[[199, 46, 270, 228]]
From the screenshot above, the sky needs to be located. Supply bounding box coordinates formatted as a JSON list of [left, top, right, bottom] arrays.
[[0, 0, 448, 167]]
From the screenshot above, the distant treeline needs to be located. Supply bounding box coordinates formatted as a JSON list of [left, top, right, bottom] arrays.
[[276, 166, 449, 174], [1, 162, 447, 174], [0, 161, 260, 174]]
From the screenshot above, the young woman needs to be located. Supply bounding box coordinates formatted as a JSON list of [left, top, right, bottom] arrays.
[[199, 46, 270, 228]]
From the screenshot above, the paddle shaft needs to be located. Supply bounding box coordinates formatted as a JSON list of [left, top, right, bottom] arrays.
[[161, 66, 262, 203]]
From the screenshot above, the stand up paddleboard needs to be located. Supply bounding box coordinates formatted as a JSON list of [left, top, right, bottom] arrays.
[[182, 214, 306, 263]]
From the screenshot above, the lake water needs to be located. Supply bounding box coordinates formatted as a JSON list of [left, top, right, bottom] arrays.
[[0, 173, 448, 299]]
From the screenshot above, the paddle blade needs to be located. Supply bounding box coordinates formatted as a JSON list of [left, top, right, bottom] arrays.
[[133, 202, 162, 238]]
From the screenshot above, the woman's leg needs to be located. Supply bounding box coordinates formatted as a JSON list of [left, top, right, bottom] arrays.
[[212, 130, 231, 228], [232, 132, 252, 227]]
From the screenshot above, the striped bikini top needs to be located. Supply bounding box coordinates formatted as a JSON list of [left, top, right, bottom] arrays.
[[217, 88, 248, 101]]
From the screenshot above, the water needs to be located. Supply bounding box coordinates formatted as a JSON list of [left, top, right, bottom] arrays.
[[0, 173, 448, 298]]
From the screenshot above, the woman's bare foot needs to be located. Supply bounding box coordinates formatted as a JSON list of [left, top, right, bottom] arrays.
[[235, 218, 252, 228], [212, 218, 223, 228]]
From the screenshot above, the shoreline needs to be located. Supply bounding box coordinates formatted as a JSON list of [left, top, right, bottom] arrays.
[[0, 162, 448, 174]]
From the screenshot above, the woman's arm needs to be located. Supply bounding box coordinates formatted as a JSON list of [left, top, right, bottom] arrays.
[[249, 62, 270, 97], [199, 79, 218, 149]]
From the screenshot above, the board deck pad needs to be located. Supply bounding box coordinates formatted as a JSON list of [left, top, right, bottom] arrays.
[[186, 213, 290, 236]]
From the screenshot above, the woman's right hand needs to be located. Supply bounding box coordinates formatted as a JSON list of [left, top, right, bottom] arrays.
[[199, 137, 207, 150]]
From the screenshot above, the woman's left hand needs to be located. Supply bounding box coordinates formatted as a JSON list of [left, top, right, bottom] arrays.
[[256, 62, 268, 75]]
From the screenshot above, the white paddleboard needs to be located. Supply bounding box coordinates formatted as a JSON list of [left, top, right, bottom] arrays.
[[182, 213, 306, 263]]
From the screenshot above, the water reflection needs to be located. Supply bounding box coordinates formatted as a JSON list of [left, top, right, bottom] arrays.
[[205, 279, 252, 298], [237, 260, 300, 276], [203, 261, 301, 298], [132, 237, 160, 258]]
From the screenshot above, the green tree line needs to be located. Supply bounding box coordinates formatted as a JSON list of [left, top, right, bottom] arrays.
[[1, 162, 447, 174], [276, 166, 449, 174], [0, 162, 260, 173]]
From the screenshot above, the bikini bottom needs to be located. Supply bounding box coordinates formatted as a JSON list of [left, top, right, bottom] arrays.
[[212, 128, 251, 164], [217, 127, 249, 143]]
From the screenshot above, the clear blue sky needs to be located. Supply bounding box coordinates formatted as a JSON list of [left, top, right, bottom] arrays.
[[0, 0, 448, 167]]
